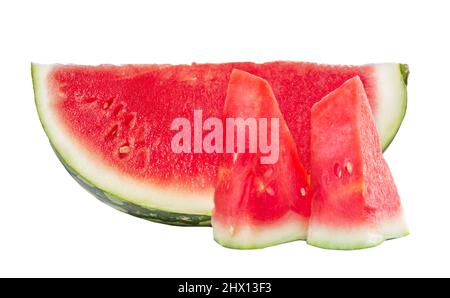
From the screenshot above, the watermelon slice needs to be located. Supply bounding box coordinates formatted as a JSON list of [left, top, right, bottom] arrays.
[[31, 62, 408, 226], [212, 69, 310, 249], [307, 76, 408, 250]]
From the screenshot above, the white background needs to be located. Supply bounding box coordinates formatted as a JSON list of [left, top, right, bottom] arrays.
[[0, 0, 449, 277]]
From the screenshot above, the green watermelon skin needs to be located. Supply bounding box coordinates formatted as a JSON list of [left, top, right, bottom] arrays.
[[383, 63, 409, 150], [54, 148, 211, 226]]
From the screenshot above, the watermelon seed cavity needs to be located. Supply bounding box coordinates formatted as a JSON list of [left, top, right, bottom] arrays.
[[265, 186, 275, 196], [112, 104, 124, 118], [103, 98, 114, 110], [233, 153, 238, 163], [119, 145, 130, 154], [334, 163, 342, 178], [118, 145, 131, 159], [123, 113, 137, 128], [300, 187, 307, 197], [105, 124, 119, 141], [345, 161, 353, 175], [84, 97, 97, 104]]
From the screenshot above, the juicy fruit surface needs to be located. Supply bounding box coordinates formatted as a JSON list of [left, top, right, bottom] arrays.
[[34, 62, 407, 226], [308, 77, 408, 249], [49, 62, 379, 190], [213, 70, 310, 249]]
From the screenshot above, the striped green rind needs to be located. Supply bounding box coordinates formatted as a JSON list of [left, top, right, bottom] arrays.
[[55, 148, 211, 226], [379, 64, 408, 151], [400, 64, 410, 85]]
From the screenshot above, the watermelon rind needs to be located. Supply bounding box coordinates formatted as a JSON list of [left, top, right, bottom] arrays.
[[307, 213, 409, 250], [32, 64, 212, 226], [56, 150, 211, 226], [213, 213, 309, 249], [375, 63, 408, 150]]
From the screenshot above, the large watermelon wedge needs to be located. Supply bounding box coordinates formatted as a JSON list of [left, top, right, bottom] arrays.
[[307, 77, 408, 249], [212, 70, 311, 249], [31, 62, 408, 226]]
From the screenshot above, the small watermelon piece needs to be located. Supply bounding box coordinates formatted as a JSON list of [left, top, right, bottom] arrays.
[[212, 70, 311, 249], [307, 77, 408, 250], [31, 62, 407, 226]]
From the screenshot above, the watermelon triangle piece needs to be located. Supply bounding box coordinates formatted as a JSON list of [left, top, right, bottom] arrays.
[[212, 69, 311, 249], [307, 76, 408, 250]]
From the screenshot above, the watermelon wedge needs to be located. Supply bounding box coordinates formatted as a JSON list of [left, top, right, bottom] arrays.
[[307, 76, 408, 250], [212, 69, 311, 249], [31, 62, 408, 226]]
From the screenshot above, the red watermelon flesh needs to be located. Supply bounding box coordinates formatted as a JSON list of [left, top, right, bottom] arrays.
[[307, 76, 408, 250], [212, 70, 310, 249], [49, 62, 379, 184], [32, 62, 407, 224]]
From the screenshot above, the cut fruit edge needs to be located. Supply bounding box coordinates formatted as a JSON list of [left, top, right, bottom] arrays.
[[374, 63, 408, 150], [32, 64, 213, 224], [31, 63, 408, 226], [212, 212, 309, 249], [307, 212, 409, 250]]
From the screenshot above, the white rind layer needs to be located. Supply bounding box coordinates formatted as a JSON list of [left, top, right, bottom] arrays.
[[32, 64, 213, 215], [307, 212, 409, 250], [212, 212, 308, 249], [373, 63, 408, 149]]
